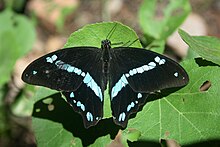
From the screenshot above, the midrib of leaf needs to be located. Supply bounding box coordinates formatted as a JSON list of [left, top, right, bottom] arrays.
[[46, 127, 65, 145]]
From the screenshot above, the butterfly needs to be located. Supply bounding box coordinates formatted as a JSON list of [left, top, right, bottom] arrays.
[[22, 24, 189, 128]]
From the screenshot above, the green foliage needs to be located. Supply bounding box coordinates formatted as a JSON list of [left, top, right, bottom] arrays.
[[179, 29, 220, 65], [127, 59, 220, 145], [0, 9, 35, 138], [139, 0, 191, 40], [0, 9, 36, 85], [31, 21, 220, 146], [2, 0, 218, 146], [32, 22, 142, 147]]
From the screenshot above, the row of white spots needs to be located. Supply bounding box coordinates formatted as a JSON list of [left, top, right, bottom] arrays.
[[154, 56, 166, 65], [118, 112, 126, 122], [46, 54, 58, 63], [124, 61, 157, 79], [69, 92, 99, 122], [87, 112, 100, 121], [127, 102, 135, 112], [111, 56, 166, 99], [45, 55, 102, 123], [126, 93, 142, 112], [69, 92, 86, 112], [45, 55, 103, 101], [83, 73, 103, 101], [55, 60, 86, 77], [111, 74, 128, 99], [77, 101, 85, 111]]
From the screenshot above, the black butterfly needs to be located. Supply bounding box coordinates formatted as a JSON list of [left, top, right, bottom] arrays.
[[22, 25, 189, 128]]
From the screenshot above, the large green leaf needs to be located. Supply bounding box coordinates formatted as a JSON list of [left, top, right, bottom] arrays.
[[32, 22, 141, 147], [139, 0, 191, 39], [126, 59, 220, 145], [179, 29, 220, 65], [0, 9, 36, 85], [30, 22, 220, 146]]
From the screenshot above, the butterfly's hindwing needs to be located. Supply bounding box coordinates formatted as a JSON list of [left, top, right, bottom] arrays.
[[111, 84, 149, 127], [62, 80, 103, 128]]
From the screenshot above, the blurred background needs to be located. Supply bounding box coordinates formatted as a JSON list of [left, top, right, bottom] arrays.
[[0, 0, 219, 146]]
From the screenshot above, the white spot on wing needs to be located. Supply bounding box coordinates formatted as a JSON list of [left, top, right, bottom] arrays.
[[142, 65, 149, 71], [129, 70, 134, 76], [76, 101, 81, 107], [67, 66, 75, 72], [33, 70, 37, 75], [83, 73, 92, 83], [46, 57, 53, 63], [159, 59, 166, 65], [118, 112, 126, 122], [127, 102, 135, 112], [154, 56, 160, 63], [46, 54, 58, 63], [70, 92, 74, 98], [132, 69, 137, 74], [86, 112, 93, 121], [174, 72, 178, 77], [136, 67, 144, 73], [80, 104, 85, 111], [51, 55, 57, 61], [137, 93, 142, 99], [148, 62, 156, 69], [81, 72, 85, 77]]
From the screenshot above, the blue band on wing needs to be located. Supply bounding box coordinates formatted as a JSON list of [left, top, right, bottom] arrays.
[[46, 54, 103, 101]]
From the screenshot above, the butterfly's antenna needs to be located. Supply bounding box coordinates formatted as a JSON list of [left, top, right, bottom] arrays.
[[106, 23, 117, 40], [123, 38, 139, 47]]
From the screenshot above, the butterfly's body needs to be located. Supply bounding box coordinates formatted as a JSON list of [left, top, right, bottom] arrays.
[[22, 39, 188, 128]]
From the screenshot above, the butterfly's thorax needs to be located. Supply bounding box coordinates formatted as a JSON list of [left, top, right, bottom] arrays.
[[101, 40, 112, 78]]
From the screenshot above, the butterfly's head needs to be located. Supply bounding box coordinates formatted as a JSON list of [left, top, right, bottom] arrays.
[[101, 39, 111, 50]]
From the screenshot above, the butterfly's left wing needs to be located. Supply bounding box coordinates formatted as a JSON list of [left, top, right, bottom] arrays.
[[22, 47, 106, 128], [109, 47, 189, 127]]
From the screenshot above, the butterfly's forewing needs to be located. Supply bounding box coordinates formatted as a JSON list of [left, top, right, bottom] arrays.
[[22, 47, 106, 128], [22, 47, 102, 91], [109, 47, 189, 127]]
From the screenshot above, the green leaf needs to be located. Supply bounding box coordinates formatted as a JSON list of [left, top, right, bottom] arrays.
[[139, 0, 191, 39], [179, 29, 220, 65], [64, 22, 141, 48], [11, 85, 36, 117], [125, 59, 220, 145], [32, 22, 142, 146], [31, 22, 220, 146], [147, 40, 165, 54], [33, 118, 82, 147], [0, 9, 36, 85]]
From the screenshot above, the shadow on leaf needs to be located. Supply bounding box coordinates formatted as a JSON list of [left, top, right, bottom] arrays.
[[32, 93, 120, 146]]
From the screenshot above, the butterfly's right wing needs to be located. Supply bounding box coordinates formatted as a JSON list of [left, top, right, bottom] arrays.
[[109, 47, 189, 127], [22, 47, 106, 128]]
